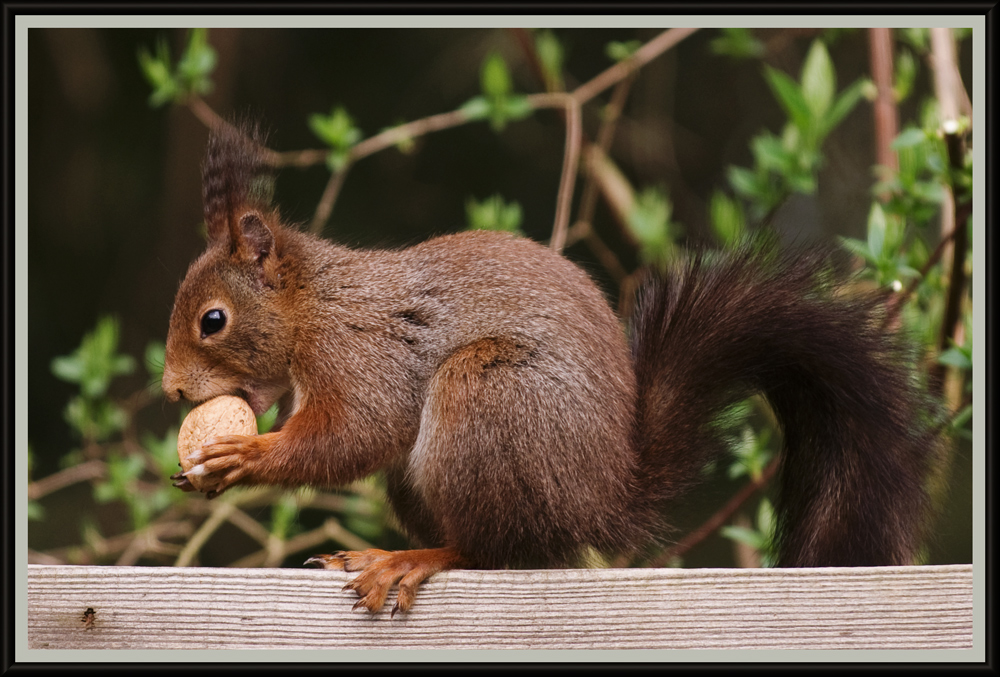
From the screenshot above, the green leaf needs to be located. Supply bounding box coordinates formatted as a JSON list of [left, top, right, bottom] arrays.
[[720, 525, 767, 550], [891, 127, 928, 151], [466, 194, 523, 234], [535, 29, 565, 90], [481, 53, 513, 99], [751, 133, 793, 173], [894, 49, 917, 102], [137, 29, 216, 107], [51, 355, 85, 384], [763, 66, 811, 132], [938, 347, 972, 370], [709, 27, 764, 59], [51, 316, 135, 399], [897, 27, 929, 53], [950, 404, 972, 431], [866, 202, 888, 259], [627, 187, 679, 266], [137, 39, 180, 108], [501, 96, 533, 122], [709, 191, 746, 247], [309, 107, 360, 148], [605, 40, 643, 62], [786, 166, 817, 194], [819, 78, 866, 138], [270, 494, 300, 540], [176, 28, 217, 89], [459, 96, 490, 121], [143, 426, 181, 478], [800, 40, 835, 120], [309, 106, 361, 170], [28, 501, 45, 521], [839, 236, 873, 264], [757, 498, 775, 537], [727, 166, 761, 200]]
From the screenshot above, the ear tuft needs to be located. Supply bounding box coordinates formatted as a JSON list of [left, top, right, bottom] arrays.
[[201, 120, 273, 245]]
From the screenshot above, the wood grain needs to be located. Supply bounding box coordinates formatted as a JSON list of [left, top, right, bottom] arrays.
[[27, 563, 973, 651]]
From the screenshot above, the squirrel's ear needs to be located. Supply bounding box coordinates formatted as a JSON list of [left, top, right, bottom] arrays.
[[232, 212, 281, 289], [234, 212, 275, 263]]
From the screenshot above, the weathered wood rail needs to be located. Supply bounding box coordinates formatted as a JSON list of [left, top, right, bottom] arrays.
[[26, 563, 975, 652]]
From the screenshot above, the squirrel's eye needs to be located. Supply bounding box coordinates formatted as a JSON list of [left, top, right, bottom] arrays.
[[201, 309, 226, 337]]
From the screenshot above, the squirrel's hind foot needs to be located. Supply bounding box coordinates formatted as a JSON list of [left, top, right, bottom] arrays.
[[305, 547, 467, 617]]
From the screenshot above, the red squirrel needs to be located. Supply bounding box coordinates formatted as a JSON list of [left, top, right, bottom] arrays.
[[163, 122, 941, 616]]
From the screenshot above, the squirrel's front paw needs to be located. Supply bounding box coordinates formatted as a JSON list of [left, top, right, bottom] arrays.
[[179, 434, 268, 498]]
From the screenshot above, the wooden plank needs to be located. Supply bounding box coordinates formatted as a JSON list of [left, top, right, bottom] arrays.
[[27, 563, 973, 651]]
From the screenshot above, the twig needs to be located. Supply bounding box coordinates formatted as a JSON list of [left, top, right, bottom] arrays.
[[579, 73, 637, 226], [546, 95, 581, 253], [185, 29, 698, 243], [351, 108, 475, 162], [565, 73, 637, 286], [507, 27, 554, 92], [309, 162, 351, 234], [307, 109, 479, 233], [270, 148, 328, 168], [224, 505, 272, 546], [227, 517, 375, 568], [649, 458, 779, 567], [568, 221, 629, 286], [572, 27, 699, 106], [581, 144, 638, 242], [927, 28, 971, 400], [27, 459, 106, 501], [884, 221, 963, 325], [186, 94, 228, 132], [868, 27, 899, 180], [174, 500, 237, 567]]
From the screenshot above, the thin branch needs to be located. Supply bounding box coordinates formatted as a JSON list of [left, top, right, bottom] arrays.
[[567, 221, 629, 286], [28, 459, 106, 501], [309, 162, 351, 234], [185, 29, 698, 242], [868, 27, 899, 180], [884, 221, 963, 325], [566, 71, 637, 250], [270, 148, 328, 168], [186, 94, 228, 132], [506, 27, 551, 91], [224, 505, 273, 546], [572, 27, 699, 105], [547, 96, 581, 253], [581, 144, 638, 243], [649, 458, 779, 568], [351, 108, 475, 162], [174, 500, 237, 567], [927, 27, 971, 400]]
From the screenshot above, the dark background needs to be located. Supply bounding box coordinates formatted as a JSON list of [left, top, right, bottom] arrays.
[[26, 26, 974, 565]]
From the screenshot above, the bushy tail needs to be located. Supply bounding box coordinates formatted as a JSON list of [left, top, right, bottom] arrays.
[[629, 244, 941, 566]]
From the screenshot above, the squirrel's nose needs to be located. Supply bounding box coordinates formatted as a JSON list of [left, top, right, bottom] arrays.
[[161, 363, 183, 402]]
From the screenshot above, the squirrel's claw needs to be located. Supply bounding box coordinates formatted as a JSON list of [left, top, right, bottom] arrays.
[[180, 434, 267, 496], [170, 473, 197, 492], [304, 547, 467, 616]]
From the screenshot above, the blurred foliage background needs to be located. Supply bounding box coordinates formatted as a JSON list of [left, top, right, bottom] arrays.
[[27, 26, 974, 570]]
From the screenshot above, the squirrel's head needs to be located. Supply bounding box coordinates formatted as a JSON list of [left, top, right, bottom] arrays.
[[162, 123, 292, 415]]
